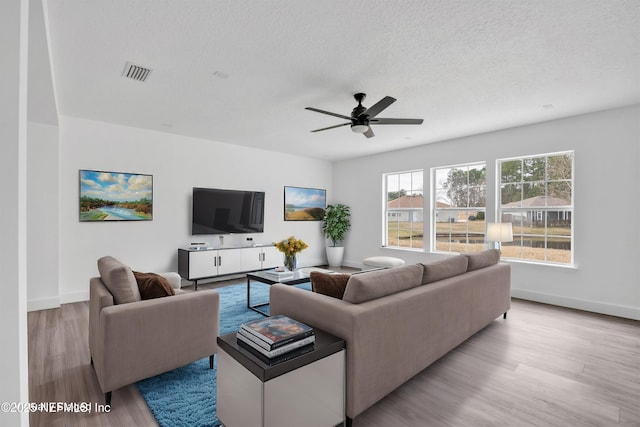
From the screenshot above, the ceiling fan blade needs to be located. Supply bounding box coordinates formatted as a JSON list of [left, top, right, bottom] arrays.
[[361, 96, 396, 119], [370, 118, 424, 125], [363, 127, 375, 138], [310, 122, 351, 133], [305, 107, 352, 121]]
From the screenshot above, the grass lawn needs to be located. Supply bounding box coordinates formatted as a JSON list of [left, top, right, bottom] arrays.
[[80, 210, 108, 221], [387, 220, 571, 262]]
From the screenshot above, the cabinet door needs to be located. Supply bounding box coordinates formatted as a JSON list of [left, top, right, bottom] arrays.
[[217, 249, 243, 276], [241, 247, 263, 272], [189, 250, 218, 279], [261, 246, 281, 270]]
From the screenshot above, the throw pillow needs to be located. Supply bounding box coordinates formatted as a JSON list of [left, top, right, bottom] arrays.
[[310, 271, 350, 299], [133, 271, 176, 300], [342, 264, 423, 304], [97, 256, 141, 304], [464, 249, 501, 271], [420, 255, 468, 284]]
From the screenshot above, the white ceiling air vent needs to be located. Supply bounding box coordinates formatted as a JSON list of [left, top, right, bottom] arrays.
[[122, 62, 152, 82]]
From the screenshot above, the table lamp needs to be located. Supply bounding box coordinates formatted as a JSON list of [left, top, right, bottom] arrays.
[[486, 222, 513, 252]]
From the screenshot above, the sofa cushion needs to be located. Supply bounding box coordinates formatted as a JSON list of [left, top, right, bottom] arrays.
[[97, 256, 141, 304], [133, 271, 176, 300], [465, 249, 501, 271], [420, 255, 468, 284], [342, 264, 423, 304], [310, 271, 351, 299]]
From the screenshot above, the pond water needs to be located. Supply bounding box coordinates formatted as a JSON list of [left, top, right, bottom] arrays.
[[99, 207, 144, 220]]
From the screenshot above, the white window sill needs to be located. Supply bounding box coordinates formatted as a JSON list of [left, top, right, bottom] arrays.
[[379, 246, 425, 253]]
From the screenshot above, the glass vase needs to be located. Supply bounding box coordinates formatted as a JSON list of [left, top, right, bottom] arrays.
[[284, 254, 297, 272]]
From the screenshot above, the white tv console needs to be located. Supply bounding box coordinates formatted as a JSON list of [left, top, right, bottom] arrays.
[[178, 244, 280, 290]]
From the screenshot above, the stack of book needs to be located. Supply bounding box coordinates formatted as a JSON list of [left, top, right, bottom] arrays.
[[264, 269, 294, 280], [236, 315, 315, 365]]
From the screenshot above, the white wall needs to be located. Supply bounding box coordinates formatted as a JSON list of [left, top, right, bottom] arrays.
[[0, 0, 29, 424], [29, 101, 640, 321], [56, 116, 332, 303], [334, 105, 640, 320], [27, 122, 60, 310]]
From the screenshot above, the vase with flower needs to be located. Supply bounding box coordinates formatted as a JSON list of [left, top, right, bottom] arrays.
[[274, 236, 308, 271]]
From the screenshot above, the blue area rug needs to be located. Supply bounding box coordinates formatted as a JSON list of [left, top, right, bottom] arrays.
[[137, 281, 311, 427]]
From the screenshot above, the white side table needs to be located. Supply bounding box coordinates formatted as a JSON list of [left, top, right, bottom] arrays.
[[217, 328, 346, 427]]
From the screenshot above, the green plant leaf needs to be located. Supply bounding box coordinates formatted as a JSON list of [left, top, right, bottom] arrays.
[[322, 204, 351, 247]]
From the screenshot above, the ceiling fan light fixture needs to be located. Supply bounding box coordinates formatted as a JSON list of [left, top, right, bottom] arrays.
[[307, 93, 423, 138], [351, 124, 369, 133]]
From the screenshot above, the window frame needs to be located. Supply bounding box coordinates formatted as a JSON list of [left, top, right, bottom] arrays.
[[496, 151, 575, 266], [431, 161, 487, 254], [382, 169, 424, 251]]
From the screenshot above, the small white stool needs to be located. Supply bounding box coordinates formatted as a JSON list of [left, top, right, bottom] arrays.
[[362, 256, 406, 269]]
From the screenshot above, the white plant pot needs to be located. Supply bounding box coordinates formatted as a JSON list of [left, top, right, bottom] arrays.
[[326, 246, 345, 267]]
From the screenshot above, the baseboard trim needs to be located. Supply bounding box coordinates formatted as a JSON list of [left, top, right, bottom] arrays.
[[29, 291, 89, 312], [341, 259, 362, 269], [27, 296, 61, 312], [60, 290, 89, 305], [512, 289, 640, 321]]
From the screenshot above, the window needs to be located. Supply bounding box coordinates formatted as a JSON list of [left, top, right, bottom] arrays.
[[384, 170, 424, 249], [497, 151, 574, 264], [433, 162, 486, 253]]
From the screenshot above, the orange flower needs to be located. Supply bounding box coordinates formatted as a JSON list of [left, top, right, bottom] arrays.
[[274, 236, 308, 256]]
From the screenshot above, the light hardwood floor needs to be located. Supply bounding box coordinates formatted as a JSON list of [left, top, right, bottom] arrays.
[[28, 279, 640, 427]]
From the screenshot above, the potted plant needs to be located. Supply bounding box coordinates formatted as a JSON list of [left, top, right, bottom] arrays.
[[322, 204, 351, 267]]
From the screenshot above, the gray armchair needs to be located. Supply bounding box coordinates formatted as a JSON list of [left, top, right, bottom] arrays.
[[89, 256, 219, 405]]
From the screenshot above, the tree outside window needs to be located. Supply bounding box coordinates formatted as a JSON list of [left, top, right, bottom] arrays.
[[433, 162, 486, 253], [498, 152, 574, 264]]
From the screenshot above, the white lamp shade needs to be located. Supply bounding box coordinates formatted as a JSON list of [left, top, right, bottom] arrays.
[[487, 222, 513, 242]]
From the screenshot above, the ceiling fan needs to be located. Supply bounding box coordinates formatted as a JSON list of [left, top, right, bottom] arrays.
[[305, 93, 423, 138]]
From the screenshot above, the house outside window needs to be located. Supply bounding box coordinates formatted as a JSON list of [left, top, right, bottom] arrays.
[[433, 162, 486, 253], [384, 170, 424, 249], [497, 151, 574, 265]]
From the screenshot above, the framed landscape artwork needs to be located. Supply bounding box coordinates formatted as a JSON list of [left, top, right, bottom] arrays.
[[79, 169, 153, 221], [284, 186, 326, 221]]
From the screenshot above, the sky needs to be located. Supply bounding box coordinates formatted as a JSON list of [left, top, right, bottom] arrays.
[[386, 170, 423, 194], [284, 187, 326, 208], [80, 170, 153, 201]]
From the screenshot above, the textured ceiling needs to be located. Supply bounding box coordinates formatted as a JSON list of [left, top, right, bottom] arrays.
[[41, 0, 640, 160]]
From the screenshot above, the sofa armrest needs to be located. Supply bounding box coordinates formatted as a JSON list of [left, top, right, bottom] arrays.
[[94, 290, 219, 393], [89, 278, 114, 364]]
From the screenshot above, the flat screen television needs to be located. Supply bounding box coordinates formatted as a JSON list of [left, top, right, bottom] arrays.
[[192, 187, 265, 235]]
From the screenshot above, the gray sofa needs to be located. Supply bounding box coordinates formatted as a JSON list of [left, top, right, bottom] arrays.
[[89, 256, 219, 404], [270, 249, 511, 421]]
